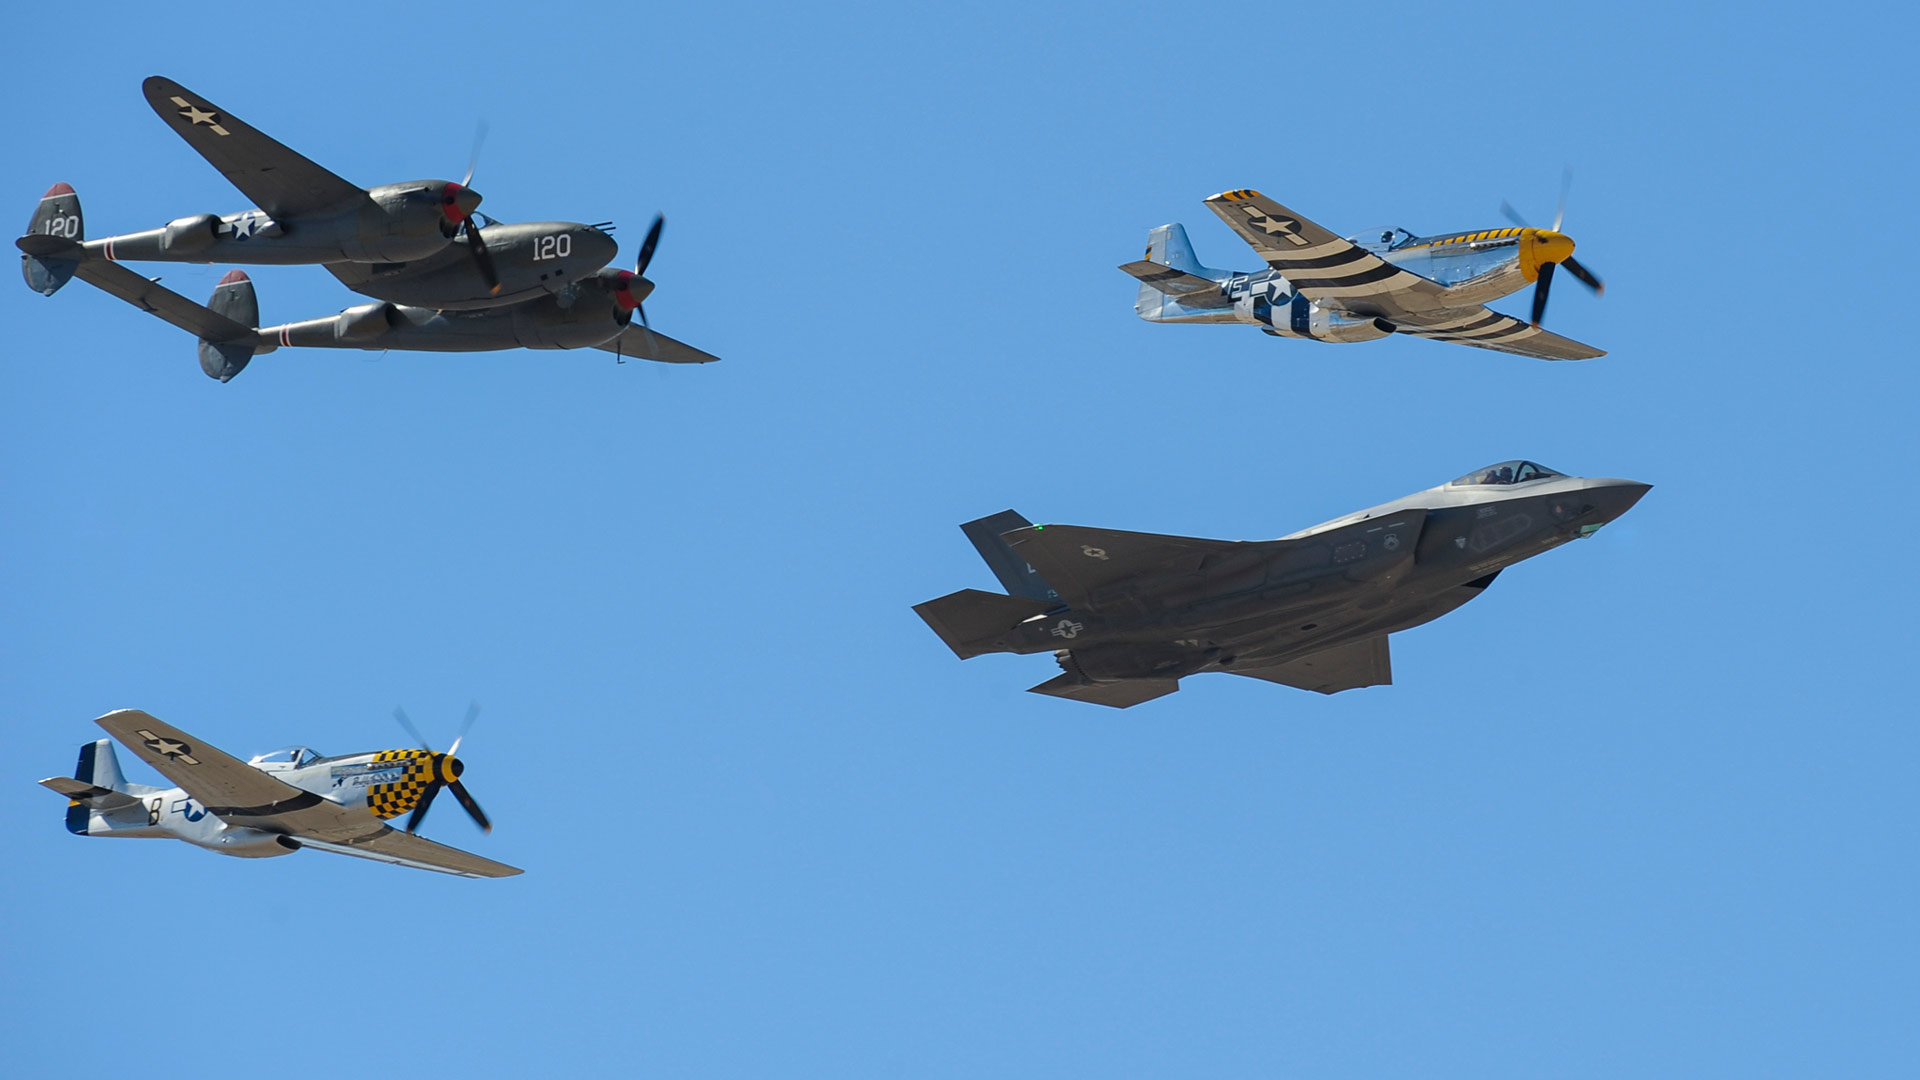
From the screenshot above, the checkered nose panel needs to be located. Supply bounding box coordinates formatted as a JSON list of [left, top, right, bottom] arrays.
[[366, 749, 436, 820]]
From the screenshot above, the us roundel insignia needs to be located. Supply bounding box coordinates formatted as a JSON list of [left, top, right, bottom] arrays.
[[134, 729, 201, 765]]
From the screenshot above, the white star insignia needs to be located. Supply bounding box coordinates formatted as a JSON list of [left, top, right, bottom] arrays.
[[170, 96, 231, 135]]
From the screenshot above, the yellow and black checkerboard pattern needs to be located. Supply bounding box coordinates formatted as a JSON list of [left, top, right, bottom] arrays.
[[366, 749, 437, 820]]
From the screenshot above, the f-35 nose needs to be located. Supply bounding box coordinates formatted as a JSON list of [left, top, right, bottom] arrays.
[[1583, 478, 1652, 523]]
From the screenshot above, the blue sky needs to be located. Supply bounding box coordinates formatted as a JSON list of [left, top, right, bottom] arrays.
[[2, 3, 1915, 1076]]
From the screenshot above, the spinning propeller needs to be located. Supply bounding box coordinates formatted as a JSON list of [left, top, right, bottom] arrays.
[[390, 702, 492, 834], [1500, 170, 1604, 327], [440, 123, 501, 294], [609, 214, 665, 358]]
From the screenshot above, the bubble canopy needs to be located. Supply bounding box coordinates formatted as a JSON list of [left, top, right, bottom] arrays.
[[1448, 460, 1565, 487], [249, 746, 321, 767]]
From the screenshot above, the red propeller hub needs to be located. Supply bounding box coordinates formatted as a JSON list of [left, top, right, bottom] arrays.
[[440, 182, 481, 225], [613, 271, 656, 312]]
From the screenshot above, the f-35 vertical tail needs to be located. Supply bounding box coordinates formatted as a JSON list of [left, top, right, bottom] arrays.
[[19, 183, 84, 296], [960, 510, 1059, 602]]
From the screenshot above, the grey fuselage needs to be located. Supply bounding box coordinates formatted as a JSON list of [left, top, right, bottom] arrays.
[[251, 275, 636, 355], [86, 200, 618, 312], [980, 472, 1648, 684]]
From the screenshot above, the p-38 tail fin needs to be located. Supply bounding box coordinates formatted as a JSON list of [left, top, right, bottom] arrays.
[[18, 182, 84, 296]]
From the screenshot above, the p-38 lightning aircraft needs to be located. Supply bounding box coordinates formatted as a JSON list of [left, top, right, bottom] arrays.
[[915, 461, 1648, 707], [1122, 188, 1606, 361], [19, 76, 629, 312], [40, 708, 520, 878]]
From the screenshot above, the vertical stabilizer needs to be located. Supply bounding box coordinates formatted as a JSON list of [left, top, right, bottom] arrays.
[[20, 183, 83, 295], [1145, 223, 1209, 277], [76, 738, 126, 791], [200, 271, 259, 381], [959, 510, 1060, 602]]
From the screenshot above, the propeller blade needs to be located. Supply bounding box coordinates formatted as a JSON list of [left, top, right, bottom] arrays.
[[447, 778, 492, 833], [464, 220, 500, 293], [1561, 255, 1604, 295], [1499, 200, 1530, 229], [392, 706, 432, 751], [462, 121, 489, 189], [1552, 167, 1572, 233], [1530, 260, 1556, 327], [447, 700, 481, 758], [634, 214, 664, 276], [405, 781, 442, 833], [636, 301, 662, 360]]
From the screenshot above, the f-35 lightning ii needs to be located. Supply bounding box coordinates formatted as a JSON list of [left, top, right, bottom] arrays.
[[914, 462, 1649, 708]]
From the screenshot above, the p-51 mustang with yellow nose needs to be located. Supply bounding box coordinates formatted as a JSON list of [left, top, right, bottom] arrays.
[[1123, 189, 1605, 360], [38, 708, 519, 878]]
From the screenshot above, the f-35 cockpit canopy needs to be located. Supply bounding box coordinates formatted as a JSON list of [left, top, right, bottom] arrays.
[[1449, 460, 1565, 487]]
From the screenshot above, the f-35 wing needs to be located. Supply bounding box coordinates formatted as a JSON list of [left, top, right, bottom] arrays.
[[1229, 636, 1391, 695], [593, 324, 721, 364], [1204, 189, 1455, 321], [143, 76, 364, 220], [1393, 307, 1604, 361], [1001, 524, 1255, 612]]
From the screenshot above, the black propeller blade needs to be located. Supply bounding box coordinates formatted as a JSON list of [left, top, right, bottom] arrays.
[[463, 219, 500, 294], [1530, 260, 1556, 327], [447, 777, 492, 833], [406, 782, 441, 833], [1561, 256, 1604, 294], [635, 214, 663, 277]]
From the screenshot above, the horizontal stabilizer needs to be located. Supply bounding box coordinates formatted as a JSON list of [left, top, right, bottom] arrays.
[[71, 261, 256, 344], [18, 233, 82, 258], [913, 588, 1059, 659], [1118, 259, 1227, 303], [1027, 673, 1181, 708], [1229, 636, 1391, 695], [38, 776, 141, 810]]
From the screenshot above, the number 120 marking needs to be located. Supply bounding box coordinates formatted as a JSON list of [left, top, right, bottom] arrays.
[[533, 234, 572, 260]]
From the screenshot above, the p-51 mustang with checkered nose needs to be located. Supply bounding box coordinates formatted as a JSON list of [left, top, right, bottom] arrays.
[[1122, 188, 1606, 361], [39, 708, 520, 878]]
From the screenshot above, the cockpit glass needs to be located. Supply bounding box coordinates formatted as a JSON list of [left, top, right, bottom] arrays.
[[1347, 226, 1416, 252], [251, 746, 319, 766], [1449, 460, 1564, 487]]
